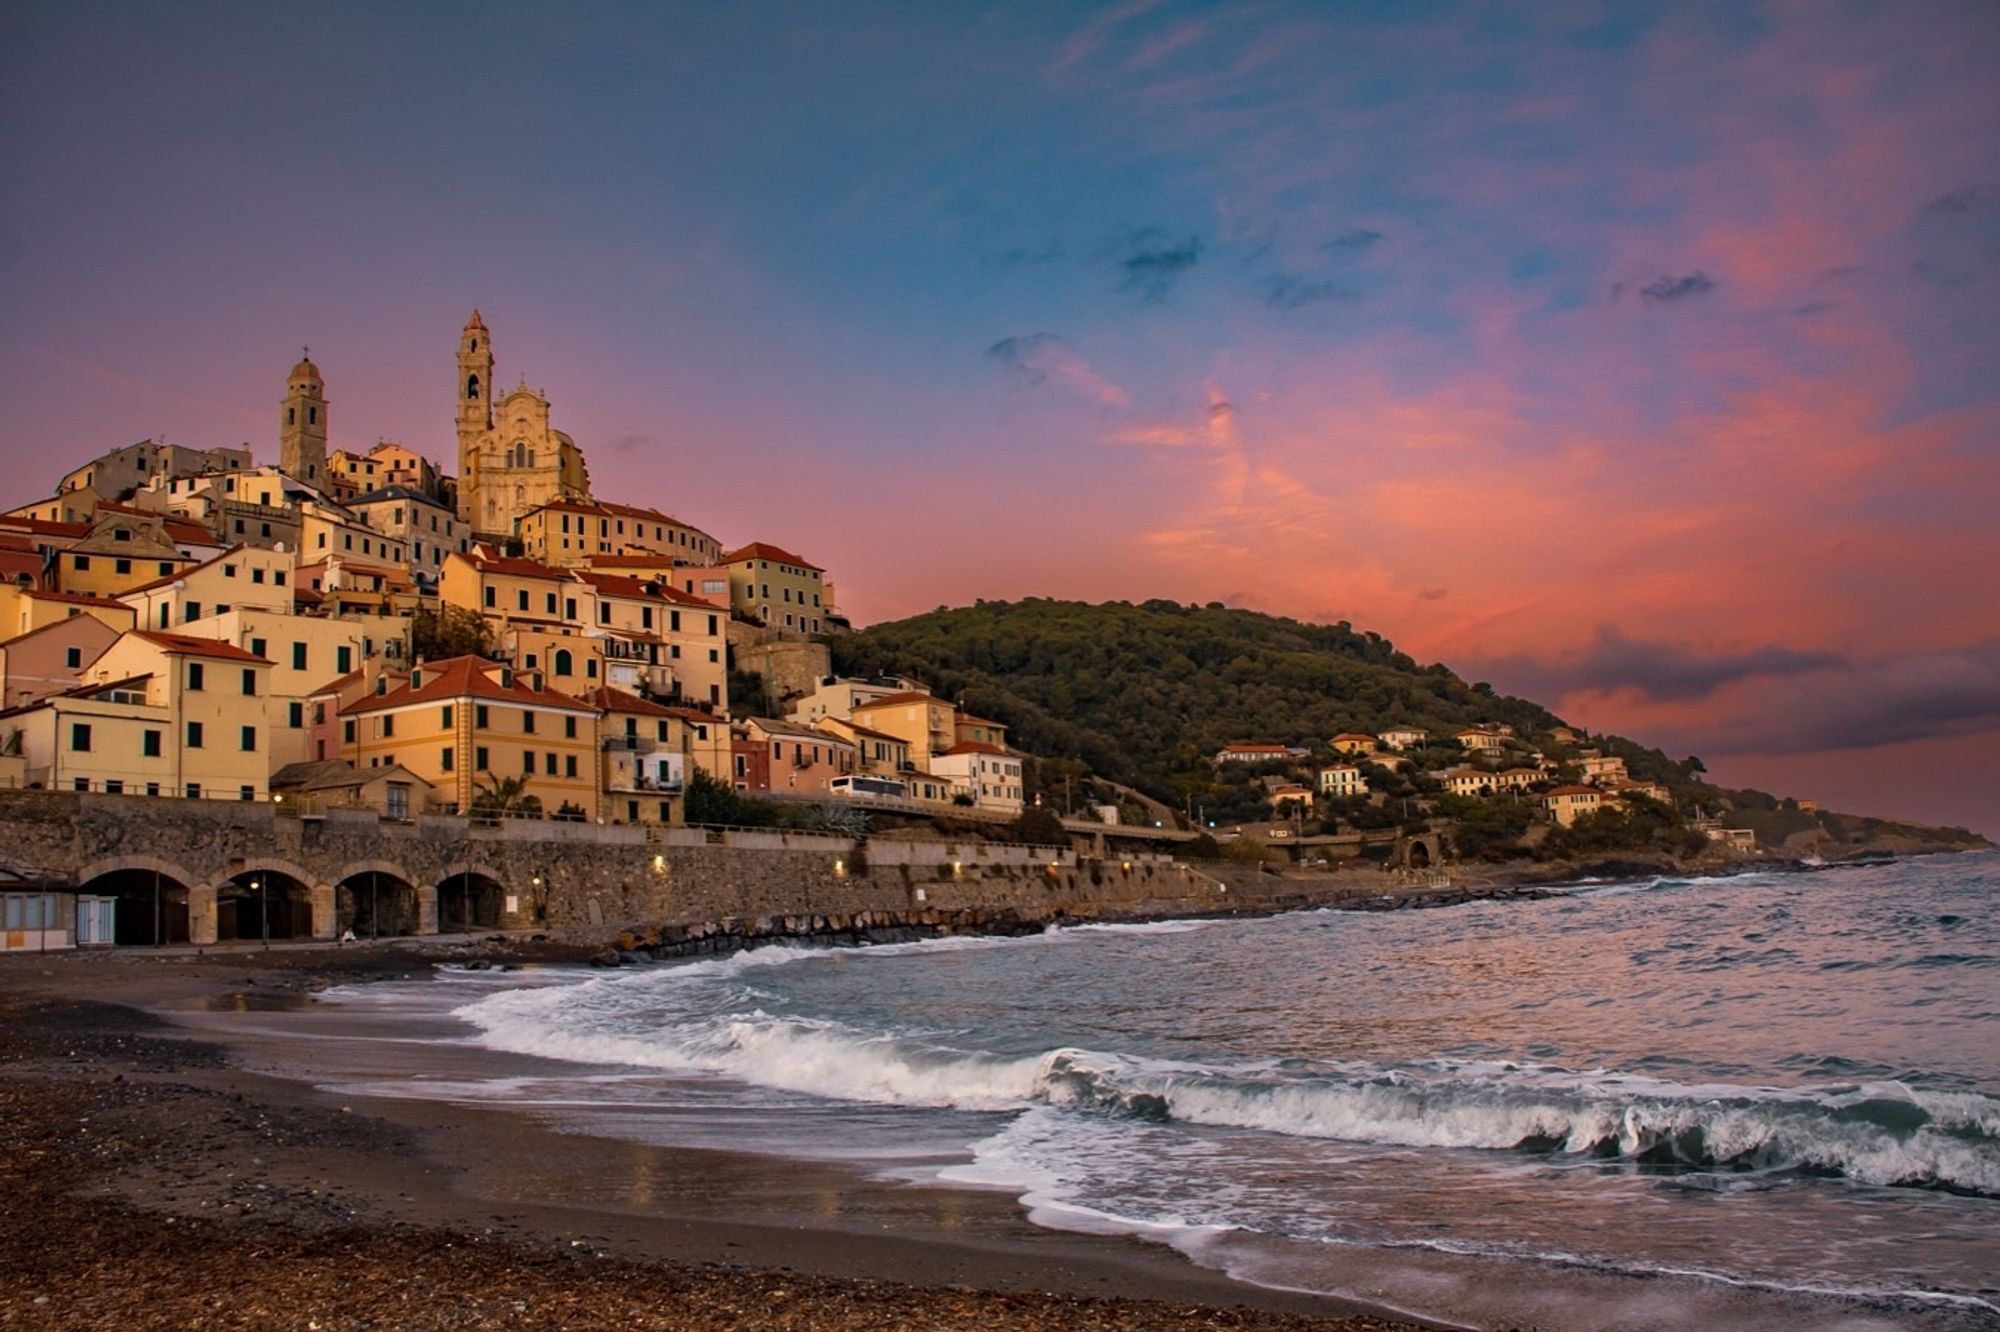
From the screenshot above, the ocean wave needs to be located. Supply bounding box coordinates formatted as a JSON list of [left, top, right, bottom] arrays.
[[453, 969, 2000, 1196]]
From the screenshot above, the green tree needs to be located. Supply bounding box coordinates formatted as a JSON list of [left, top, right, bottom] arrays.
[[411, 605, 492, 661], [469, 773, 542, 824]]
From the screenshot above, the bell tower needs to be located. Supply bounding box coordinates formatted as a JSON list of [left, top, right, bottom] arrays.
[[456, 311, 494, 525], [279, 351, 328, 484]]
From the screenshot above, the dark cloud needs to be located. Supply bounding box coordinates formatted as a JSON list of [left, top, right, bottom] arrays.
[[1925, 184, 1989, 216], [601, 434, 653, 453], [1722, 640, 2000, 755], [1265, 275, 1359, 309], [1466, 625, 1843, 704], [985, 332, 1061, 380], [1789, 301, 1838, 317], [1322, 229, 1385, 254], [1640, 272, 1715, 303], [1119, 231, 1202, 300]]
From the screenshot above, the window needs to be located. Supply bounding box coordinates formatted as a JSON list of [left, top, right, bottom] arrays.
[[380, 715, 395, 738], [565, 598, 577, 620], [73, 777, 89, 792], [516, 590, 529, 611], [251, 637, 266, 659], [288, 701, 303, 728], [115, 558, 130, 575], [476, 705, 489, 728], [70, 723, 91, 752], [252, 568, 265, 584], [240, 785, 255, 802], [484, 586, 496, 608], [554, 650, 572, 677], [343, 719, 356, 743], [224, 563, 237, 578], [441, 746, 454, 771], [142, 729, 161, 758], [187, 662, 204, 691], [545, 592, 557, 614], [73, 555, 90, 571], [159, 562, 174, 576], [565, 755, 577, 778], [336, 646, 352, 673], [475, 746, 489, 770], [598, 604, 611, 624], [521, 750, 534, 774], [65, 646, 82, 669], [240, 726, 257, 751], [386, 784, 409, 820], [441, 705, 453, 727], [523, 712, 536, 734], [292, 642, 307, 671], [185, 601, 201, 621], [274, 569, 285, 585], [186, 721, 204, 749], [105, 780, 123, 795], [564, 716, 577, 739], [241, 668, 256, 695]]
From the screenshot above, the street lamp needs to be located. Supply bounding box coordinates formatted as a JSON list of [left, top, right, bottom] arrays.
[[255, 876, 268, 949]]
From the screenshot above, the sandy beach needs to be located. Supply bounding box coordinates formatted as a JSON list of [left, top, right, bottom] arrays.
[[0, 939, 1432, 1331]]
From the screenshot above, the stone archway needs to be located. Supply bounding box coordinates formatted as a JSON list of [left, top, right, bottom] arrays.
[[1399, 834, 1441, 870], [333, 863, 427, 938], [76, 857, 200, 946], [435, 870, 506, 934], [217, 868, 313, 943]]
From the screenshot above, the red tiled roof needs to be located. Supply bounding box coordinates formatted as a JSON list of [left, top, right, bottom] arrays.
[[0, 518, 89, 538], [462, 549, 572, 581], [0, 550, 44, 579], [719, 542, 820, 572], [955, 714, 1006, 728], [343, 654, 601, 716], [27, 590, 130, 607], [1546, 785, 1601, 797], [1221, 743, 1290, 752], [942, 741, 1010, 757], [852, 691, 939, 710], [581, 685, 676, 717], [130, 630, 270, 664], [827, 719, 903, 744]]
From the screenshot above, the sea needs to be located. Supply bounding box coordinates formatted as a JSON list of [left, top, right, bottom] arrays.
[[312, 854, 2000, 1330]]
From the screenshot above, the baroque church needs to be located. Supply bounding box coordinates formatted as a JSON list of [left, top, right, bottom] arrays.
[[454, 311, 590, 539]]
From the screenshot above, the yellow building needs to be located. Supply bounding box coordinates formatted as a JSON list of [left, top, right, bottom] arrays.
[[346, 486, 467, 582], [454, 312, 591, 538], [0, 588, 136, 639], [1329, 733, 1378, 756], [53, 508, 203, 599], [851, 691, 957, 764], [301, 502, 408, 569], [585, 685, 692, 825], [720, 542, 827, 634], [202, 608, 402, 770], [954, 713, 1009, 750], [119, 545, 295, 633], [440, 547, 581, 631], [1456, 726, 1508, 753], [1319, 764, 1367, 798], [520, 500, 721, 569], [818, 716, 912, 779], [1544, 785, 1604, 827], [342, 654, 602, 820], [1, 630, 274, 800]]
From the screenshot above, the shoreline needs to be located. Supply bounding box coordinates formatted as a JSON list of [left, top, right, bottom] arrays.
[[0, 943, 1432, 1331]]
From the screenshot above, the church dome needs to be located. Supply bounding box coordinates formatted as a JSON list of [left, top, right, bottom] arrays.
[[290, 357, 321, 382]]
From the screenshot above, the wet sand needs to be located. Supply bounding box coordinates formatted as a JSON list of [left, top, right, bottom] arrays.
[[0, 940, 1434, 1330]]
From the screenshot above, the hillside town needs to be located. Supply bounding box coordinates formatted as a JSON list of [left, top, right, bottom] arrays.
[[0, 315, 1024, 826]]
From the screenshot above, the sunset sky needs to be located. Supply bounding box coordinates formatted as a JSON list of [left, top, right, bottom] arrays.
[[3, 2, 1996, 833]]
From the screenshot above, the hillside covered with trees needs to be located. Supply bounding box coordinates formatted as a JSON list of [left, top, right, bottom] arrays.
[[829, 598, 1700, 813]]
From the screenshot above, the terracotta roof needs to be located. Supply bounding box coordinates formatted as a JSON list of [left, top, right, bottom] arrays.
[[1546, 785, 1601, 797], [825, 719, 903, 744], [0, 518, 89, 538], [0, 550, 45, 579], [1221, 743, 1290, 752], [27, 590, 131, 607], [955, 714, 1007, 728], [662, 705, 720, 723], [852, 691, 940, 710], [581, 685, 677, 717], [941, 741, 1010, 757], [461, 549, 572, 581], [720, 542, 820, 572], [1331, 732, 1377, 742], [0, 616, 116, 651], [163, 520, 221, 544], [587, 553, 678, 568], [343, 654, 601, 717], [130, 630, 270, 663]]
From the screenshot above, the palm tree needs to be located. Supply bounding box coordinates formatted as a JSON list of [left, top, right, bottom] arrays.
[[469, 772, 542, 825]]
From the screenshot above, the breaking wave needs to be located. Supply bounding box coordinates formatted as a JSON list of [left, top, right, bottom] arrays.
[[454, 965, 2000, 1196]]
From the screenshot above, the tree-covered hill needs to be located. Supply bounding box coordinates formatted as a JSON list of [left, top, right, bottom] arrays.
[[828, 597, 1698, 807]]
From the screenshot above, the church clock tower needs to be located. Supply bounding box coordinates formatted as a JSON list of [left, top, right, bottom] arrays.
[[456, 311, 493, 525], [279, 352, 328, 484]]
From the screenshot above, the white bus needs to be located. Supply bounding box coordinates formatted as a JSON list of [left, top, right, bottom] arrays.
[[829, 775, 908, 801]]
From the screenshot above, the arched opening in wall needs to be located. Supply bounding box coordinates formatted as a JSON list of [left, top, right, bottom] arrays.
[[1406, 838, 1433, 870], [435, 872, 505, 934], [336, 869, 419, 938], [219, 869, 312, 943], [79, 867, 194, 946], [467, 373, 480, 399]]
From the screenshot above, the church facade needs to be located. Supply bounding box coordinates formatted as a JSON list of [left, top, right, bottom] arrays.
[[454, 311, 590, 539]]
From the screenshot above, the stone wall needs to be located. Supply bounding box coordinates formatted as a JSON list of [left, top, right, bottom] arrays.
[[0, 789, 1298, 949]]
